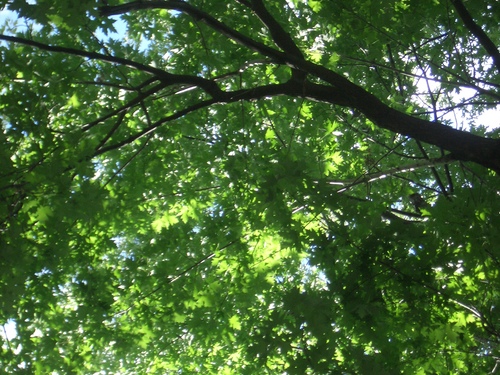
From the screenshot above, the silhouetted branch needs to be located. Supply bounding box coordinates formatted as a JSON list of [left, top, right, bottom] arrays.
[[451, 0, 500, 73]]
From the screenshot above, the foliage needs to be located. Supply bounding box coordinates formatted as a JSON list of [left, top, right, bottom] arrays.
[[1, 0, 499, 373]]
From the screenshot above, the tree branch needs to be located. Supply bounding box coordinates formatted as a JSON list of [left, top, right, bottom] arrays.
[[0, 34, 223, 98], [82, 81, 168, 132], [238, 0, 305, 80], [100, 0, 289, 65], [6, 3, 500, 171], [244, 0, 303, 58], [299, 80, 500, 172], [93, 98, 217, 156], [451, 0, 500, 73], [0, 34, 169, 77], [92, 81, 296, 156], [98, 2, 500, 172], [322, 155, 456, 190]]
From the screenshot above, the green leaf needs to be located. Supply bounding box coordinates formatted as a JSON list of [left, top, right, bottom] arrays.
[[1, 0, 499, 373]]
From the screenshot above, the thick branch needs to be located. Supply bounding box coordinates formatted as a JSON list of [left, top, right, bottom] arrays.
[[240, 0, 305, 80], [299, 79, 500, 173], [7, 2, 500, 172], [245, 0, 303, 58], [451, 0, 500, 73]]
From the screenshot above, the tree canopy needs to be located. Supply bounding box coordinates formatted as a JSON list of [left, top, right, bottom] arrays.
[[1, 0, 499, 373]]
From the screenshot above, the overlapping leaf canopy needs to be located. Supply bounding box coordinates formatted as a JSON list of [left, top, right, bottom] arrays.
[[1, 0, 499, 373]]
